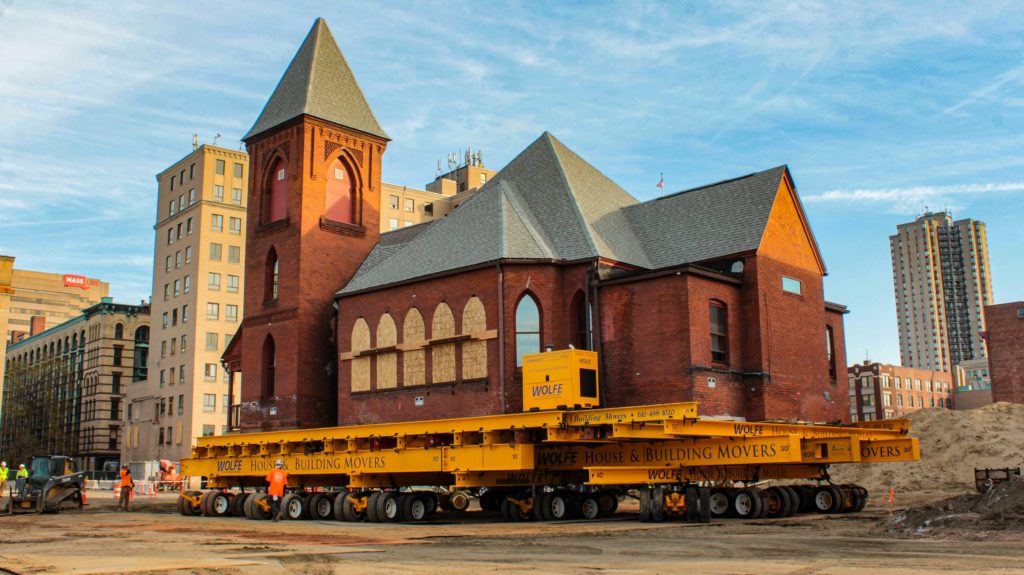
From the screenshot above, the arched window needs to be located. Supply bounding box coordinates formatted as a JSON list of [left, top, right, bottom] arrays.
[[709, 300, 728, 364], [265, 248, 279, 302], [324, 158, 355, 224], [351, 319, 371, 392], [462, 297, 487, 380], [403, 308, 426, 387], [432, 303, 456, 383], [515, 294, 541, 366], [376, 314, 398, 389], [261, 335, 276, 399], [571, 291, 591, 350], [114, 323, 124, 340], [266, 158, 287, 223]]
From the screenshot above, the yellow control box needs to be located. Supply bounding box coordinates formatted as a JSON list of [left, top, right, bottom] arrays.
[[522, 349, 600, 411]]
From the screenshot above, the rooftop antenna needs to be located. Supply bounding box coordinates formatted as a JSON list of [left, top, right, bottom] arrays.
[[213, 133, 222, 146]]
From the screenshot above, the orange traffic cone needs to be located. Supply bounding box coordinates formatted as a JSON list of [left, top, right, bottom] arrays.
[[81, 485, 88, 506]]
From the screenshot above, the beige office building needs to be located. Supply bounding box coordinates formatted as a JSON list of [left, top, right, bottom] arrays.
[[124, 144, 248, 463], [890, 212, 993, 372], [0, 255, 109, 413], [380, 162, 495, 231]]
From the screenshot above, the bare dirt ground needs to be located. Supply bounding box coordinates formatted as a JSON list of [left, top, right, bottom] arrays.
[[2, 493, 1023, 575]]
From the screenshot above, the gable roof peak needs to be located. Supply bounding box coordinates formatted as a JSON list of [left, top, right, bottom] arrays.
[[244, 17, 389, 142]]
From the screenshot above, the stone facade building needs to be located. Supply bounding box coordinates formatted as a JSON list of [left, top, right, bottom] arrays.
[[1, 299, 149, 470], [847, 361, 952, 421], [224, 18, 849, 431]]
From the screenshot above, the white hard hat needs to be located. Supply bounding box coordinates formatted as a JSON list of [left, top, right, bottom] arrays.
[[1, 461, 5, 465], [19, 464, 25, 468], [275, 459, 284, 468]]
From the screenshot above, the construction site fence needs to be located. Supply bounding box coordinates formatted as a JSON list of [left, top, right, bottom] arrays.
[[89, 479, 197, 494]]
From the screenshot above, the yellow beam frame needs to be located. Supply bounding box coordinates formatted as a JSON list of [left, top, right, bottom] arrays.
[[662, 418, 908, 440], [586, 464, 828, 485]]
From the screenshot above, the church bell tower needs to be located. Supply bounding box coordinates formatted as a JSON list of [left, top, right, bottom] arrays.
[[238, 18, 389, 430]]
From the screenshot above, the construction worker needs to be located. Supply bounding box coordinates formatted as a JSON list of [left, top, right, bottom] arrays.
[[0, 461, 8, 497], [265, 459, 288, 522], [118, 464, 134, 511], [15, 464, 29, 497]]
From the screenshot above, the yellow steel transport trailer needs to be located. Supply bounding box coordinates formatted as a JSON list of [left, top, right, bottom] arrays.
[[180, 351, 919, 523]]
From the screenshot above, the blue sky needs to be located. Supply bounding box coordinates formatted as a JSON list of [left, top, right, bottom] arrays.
[[1, 1, 1022, 365]]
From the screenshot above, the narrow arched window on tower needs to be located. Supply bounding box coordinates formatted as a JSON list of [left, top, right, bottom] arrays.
[[262, 335, 276, 399], [324, 158, 355, 223], [266, 248, 279, 302], [266, 158, 287, 223], [515, 294, 541, 366]]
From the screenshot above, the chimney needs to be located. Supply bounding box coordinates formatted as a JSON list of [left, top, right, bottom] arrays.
[[30, 316, 46, 336]]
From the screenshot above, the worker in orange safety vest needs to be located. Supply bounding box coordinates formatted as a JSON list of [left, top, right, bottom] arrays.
[[265, 459, 288, 522], [118, 464, 135, 511]]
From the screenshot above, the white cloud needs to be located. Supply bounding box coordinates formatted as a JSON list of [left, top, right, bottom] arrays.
[[804, 181, 1024, 214]]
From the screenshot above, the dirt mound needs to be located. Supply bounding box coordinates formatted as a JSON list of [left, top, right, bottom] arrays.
[[889, 477, 1024, 537], [830, 402, 1024, 496]]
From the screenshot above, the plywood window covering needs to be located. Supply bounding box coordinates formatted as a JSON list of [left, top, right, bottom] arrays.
[[376, 313, 397, 389], [351, 318, 371, 392], [403, 309, 426, 387], [432, 303, 456, 383], [461, 297, 487, 380]]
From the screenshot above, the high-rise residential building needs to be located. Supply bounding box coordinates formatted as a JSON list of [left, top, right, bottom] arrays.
[[124, 144, 248, 463], [0, 298, 149, 470], [890, 212, 993, 372], [0, 255, 110, 413]]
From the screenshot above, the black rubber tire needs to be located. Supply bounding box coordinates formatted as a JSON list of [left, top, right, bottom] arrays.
[[231, 492, 249, 518], [308, 493, 333, 520], [243, 492, 256, 519], [798, 485, 817, 513], [344, 493, 365, 522], [536, 492, 555, 521], [479, 489, 503, 512], [766, 487, 791, 518], [299, 493, 317, 519], [210, 492, 233, 517], [708, 488, 732, 518], [549, 492, 571, 520], [596, 491, 618, 515], [199, 491, 215, 517], [280, 493, 303, 520], [853, 486, 869, 512], [577, 495, 600, 520], [249, 492, 271, 520], [733, 488, 761, 519], [176, 493, 188, 516], [698, 487, 712, 523], [365, 492, 382, 522], [183, 490, 203, 516], [501, 497, 531, 522], [377, 492, 400, 522], [419, 492, 439, 515], [651, 487, 665, 523], [639, 489, 652, 522], [403, 493, 430, 522], [778, 482, 802, 515], [685, 486, 700, 523], [812, 485, 837, 513]]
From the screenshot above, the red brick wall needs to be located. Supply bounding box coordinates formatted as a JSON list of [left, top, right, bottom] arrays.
[[987, 302, 1024, 405], [825, 307, 849, 422], [239, 116, 386, 430], [752, 257, 840, 422]]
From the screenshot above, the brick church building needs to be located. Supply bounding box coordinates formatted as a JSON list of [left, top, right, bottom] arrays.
[[225, 18, 849, 431]]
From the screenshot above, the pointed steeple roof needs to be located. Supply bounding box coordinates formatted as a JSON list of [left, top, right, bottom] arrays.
[[244, 18, 389, 141]]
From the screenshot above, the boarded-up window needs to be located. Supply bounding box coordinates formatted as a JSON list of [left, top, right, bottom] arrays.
[[351, 318, 371, 392], [432, 303, 455, 383], [376, 314, 397, 389], [461, 296, 487, 380], [403, 309, 425, 387]]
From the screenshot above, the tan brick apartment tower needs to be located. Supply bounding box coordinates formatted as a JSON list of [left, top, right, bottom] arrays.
[[890, 212, 992, 371], [0, 256, 13, 408], [124, 144, 248, 463], [234, 18, 388, 430]]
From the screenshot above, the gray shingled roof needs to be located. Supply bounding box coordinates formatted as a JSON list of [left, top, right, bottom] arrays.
[[623, 165, 789, 268], [339, 135, 799, 296], [244, 18, 389, 141]]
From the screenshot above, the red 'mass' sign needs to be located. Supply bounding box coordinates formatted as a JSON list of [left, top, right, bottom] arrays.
[[63, 274, 90, 290]]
